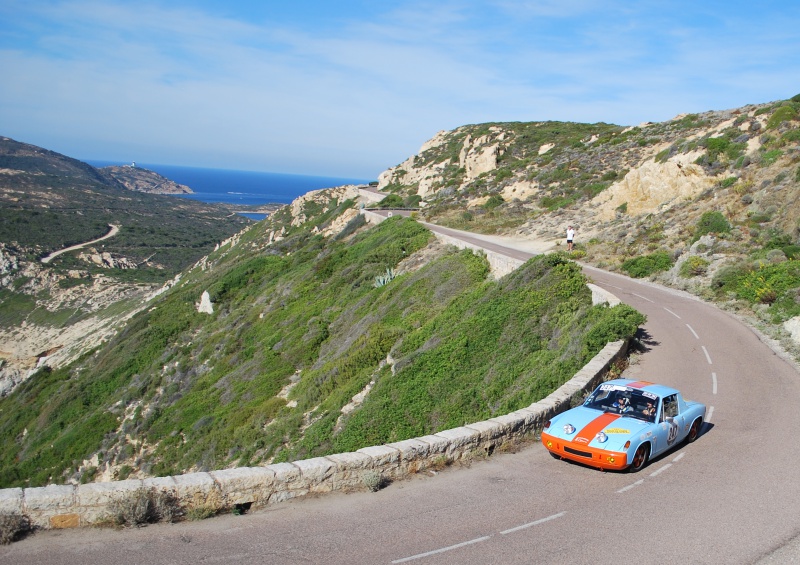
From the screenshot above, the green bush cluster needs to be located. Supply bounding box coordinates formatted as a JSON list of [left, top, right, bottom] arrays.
[[694, 211, 731, 239], [680, 256, 710, 278], [766, 105, 798, 129], [0, 211, 647, 486], [620, 251, 673, 278]]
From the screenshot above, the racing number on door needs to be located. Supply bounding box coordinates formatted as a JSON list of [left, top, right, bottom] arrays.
[[663, 394, 680, 446]]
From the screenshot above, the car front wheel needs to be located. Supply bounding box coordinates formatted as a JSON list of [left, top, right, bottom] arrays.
[[686, 418, 702, 443], [629, 444, 650, 472]]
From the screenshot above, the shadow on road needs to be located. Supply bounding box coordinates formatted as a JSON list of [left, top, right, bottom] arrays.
[[632, 327, 659, 353]]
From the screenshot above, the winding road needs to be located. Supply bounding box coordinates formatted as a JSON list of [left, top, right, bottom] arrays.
[[40, 224, 120, 264], [5, 219, 800, 564]]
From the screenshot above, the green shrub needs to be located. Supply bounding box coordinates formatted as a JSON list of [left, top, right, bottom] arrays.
[[377, 194, 405, 208], [680, 256, 710, 277], [484, 194, 505, 210], [734, 262, 800, 305], [694, 211, 731, 239], [712, 262, 750, 289], [761, 149, 783, 166], [719, 177, 737, 188], [494, 168, 513, 182], [621, 251, 673, 278], [767, 106, 798, 129]]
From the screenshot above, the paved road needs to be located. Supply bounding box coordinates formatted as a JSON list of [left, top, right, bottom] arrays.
[[6, 219, 800, 564]]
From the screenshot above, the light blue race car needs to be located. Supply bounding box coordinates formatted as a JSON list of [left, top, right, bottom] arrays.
[[541, 378, 706, 471]]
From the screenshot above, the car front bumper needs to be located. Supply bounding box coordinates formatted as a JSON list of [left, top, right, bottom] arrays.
[[541, 431, 630, 471]]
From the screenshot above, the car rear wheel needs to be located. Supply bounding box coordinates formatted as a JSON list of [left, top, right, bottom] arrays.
[[686, 418, 702, 443], [629, 444, 650, 472]]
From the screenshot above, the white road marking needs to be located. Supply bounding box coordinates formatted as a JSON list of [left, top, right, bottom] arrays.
[[650, 463, 672, 477], [706, 406, 714, 423], [664, 307, 681, 319], [686, 324, 699, 339], [702, 346, 713, 364], [673, 453, 685, 463], [500, 512, 567, 535], [617, 479, 644, 493], [712, 372, 718, 394], [632, 293, 654, 303], [392, 536, 492, 563]]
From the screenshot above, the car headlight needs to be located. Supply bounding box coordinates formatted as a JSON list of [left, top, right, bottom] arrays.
[[563, 424, 576, 434], [596, 432, 608, 443]]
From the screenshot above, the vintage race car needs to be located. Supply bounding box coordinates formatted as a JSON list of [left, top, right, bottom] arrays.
[[541, 379, 706, 471]]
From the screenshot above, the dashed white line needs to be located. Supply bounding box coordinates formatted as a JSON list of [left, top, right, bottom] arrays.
[[392, 536, 492, 563], [500, 512, 567, 535], [617, 479, 644, 493], [673, 453, 685, 463], [649, 463, 672, 477], [664, 307, 681, 319], [702, 346, 713, 365], [706, 406, 715, 423], [686, 324, 699, 339], [712, 372, 718, 394], [632, 293, 654, 303], [393, 512, 570, 562]]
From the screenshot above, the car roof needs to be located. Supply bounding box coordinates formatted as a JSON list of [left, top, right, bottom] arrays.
[[602, 378, 680, 399]]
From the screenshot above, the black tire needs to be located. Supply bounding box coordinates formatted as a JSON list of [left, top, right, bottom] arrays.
[[686, 418, 702, 443], [629, 443, 650, 472]]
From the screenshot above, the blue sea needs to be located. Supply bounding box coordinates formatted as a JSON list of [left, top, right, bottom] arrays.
[[87, 161, 372, 220]]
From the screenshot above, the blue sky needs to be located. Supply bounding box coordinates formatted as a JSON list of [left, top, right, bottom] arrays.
[[1, 1, 798, 178]]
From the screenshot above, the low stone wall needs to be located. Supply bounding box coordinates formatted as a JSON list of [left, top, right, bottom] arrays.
[[427, 230, 524, 278], [0, 339, 628, 530]]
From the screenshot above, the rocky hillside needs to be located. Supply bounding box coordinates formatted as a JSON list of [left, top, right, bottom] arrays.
[[1, 93, 798, 488], [0, 182, 644, 487], [377, 95, 800, 354], [98, 165, 192, 194], [0, 137, 251, 398]]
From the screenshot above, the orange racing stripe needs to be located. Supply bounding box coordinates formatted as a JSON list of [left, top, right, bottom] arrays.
[[626, 380, 653, 389], [573, 413, 620, 444]]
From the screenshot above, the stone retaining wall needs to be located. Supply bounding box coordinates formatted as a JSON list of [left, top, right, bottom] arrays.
[[0, 339, 627, 530]]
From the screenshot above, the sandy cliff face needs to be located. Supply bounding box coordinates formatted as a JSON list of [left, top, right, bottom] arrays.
[[591, 158, 714, 220]]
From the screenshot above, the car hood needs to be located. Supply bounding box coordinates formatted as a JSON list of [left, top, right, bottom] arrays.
[[548, 406, 652, 450]]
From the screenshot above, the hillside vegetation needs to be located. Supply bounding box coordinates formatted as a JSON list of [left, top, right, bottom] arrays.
[[0, 136, 252, 398], [377, 94, 800, 354], [0, 137, 249, 278], [0, 198, 643, 487], [5, 92, 798, 489]]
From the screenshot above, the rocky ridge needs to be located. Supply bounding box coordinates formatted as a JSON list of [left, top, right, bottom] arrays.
[[99, 165, 193, 194]]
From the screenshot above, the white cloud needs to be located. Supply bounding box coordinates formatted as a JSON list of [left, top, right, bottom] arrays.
[[1, 0, 798, 176]]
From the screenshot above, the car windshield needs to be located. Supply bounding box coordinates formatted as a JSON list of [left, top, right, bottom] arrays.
[[584, 384, 659, 423]]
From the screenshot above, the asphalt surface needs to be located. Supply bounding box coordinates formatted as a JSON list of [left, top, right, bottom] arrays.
[[5, 218, 800, 564]]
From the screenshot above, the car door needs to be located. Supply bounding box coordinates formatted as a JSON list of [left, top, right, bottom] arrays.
[[652, 394, 683, 456]]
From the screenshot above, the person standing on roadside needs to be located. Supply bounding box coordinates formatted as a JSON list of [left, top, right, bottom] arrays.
[[566, 225, 575, 251]]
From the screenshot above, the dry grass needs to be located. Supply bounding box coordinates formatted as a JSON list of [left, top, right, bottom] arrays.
[[0, 513, 31, 545]]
